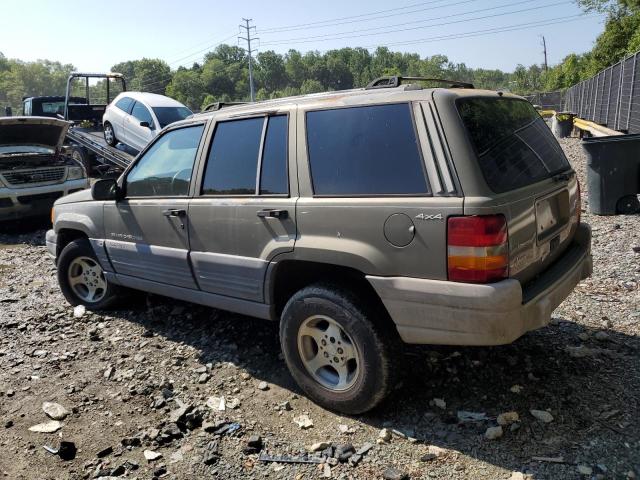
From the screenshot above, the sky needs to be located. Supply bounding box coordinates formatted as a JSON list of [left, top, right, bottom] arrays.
[[0, 0, 606, 73]]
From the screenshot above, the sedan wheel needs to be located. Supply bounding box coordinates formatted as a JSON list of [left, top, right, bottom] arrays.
[[104, 123, 116, 146]]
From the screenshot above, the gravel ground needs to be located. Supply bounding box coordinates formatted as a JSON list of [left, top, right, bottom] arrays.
[[0, 136, 638, 480]]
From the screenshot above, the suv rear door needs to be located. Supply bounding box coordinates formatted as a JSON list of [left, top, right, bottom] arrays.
[[433, 91, 580, 284], [294, 102, 463, 280], [187, 110, 297, 302]]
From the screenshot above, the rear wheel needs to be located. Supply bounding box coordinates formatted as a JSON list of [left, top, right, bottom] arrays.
[[57, 238, 123, 310], [69, 146, 92, 176], [103, 122, 117, 147], [616, 195, 640, 215], [280, 283, 396, 414]]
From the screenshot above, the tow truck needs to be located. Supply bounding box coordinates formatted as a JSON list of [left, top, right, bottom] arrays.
[[23, 72, 136, 174]]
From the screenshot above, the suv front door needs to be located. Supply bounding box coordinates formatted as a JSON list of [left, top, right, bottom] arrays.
[[188, 112, 297, 302], [103, 123, 205, 289]]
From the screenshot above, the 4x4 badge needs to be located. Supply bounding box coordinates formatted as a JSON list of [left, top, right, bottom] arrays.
[[415, 213, 443, 221]]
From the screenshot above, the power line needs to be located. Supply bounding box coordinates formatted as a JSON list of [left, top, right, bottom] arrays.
[[260, 0, 573, 47], [259, 0, 471, 33], [239, 18, 258, 102]]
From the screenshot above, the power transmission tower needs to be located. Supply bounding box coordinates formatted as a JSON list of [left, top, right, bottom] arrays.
[[541, 35, 548, 72], [239, 18, 258, 102]]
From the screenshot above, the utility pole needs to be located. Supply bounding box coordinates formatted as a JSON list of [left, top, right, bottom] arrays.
[[541, 35, 548, 72], [239, 18, 257, 102]]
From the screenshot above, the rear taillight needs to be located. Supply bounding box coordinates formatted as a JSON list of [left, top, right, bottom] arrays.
[[447, 215, 509, 283]]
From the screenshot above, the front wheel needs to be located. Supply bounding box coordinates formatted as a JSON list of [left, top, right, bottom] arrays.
[[280, 283, 396, 414], [616, 195, 640, 215], [57, 238, 123, 310]]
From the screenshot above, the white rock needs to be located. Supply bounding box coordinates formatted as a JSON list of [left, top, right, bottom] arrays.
[[206, 396, 225, 411], [510, 385, 523, 394], [433, 398, 446, 409], [497, 411, 519, 426], [73, 305, 86, 318], [257, 381, 269, 391], [322, 463, 331, 478], [144, 449, 163, 461], [227, 397, 240, 409], [378, 428, 392, 443], [530, 409, 554, 423], [28, 420, 63, 433], [577, 465, 592, 475], [484, 426, 503, 440], [42, 401, 69, 420], [307, 441, 330, 452], [293, 414, 314, 429]]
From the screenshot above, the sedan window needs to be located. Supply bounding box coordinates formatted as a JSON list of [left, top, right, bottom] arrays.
[[115, 97, 134, 113], [152, 106, 193, 128], [125, 125, 204, 197]]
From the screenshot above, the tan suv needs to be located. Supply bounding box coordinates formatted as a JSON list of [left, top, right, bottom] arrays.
[[46, 77, 592, 413]]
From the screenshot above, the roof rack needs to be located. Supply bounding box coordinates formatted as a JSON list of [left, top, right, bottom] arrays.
[[365, 76, 474, 90], [203, 101, 250, 112]]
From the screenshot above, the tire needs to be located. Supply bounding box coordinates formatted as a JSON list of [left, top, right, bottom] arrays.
[[69, 146, 92, 176], [280, 283, 397, 414], [57, 238, 123, 310], [103, 122, 117, 147], [616, 195, 640, 215]]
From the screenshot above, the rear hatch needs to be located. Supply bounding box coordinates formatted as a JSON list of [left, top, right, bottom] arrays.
[[437, 92, 580, 284]]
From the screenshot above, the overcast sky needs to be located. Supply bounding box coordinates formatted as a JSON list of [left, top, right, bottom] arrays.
[[0, 0, 605, 72]]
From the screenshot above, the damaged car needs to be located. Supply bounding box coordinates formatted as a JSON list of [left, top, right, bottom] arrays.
[[0, 116, 88, 222]]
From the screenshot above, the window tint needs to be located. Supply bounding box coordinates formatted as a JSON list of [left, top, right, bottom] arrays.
[[202, 117, 263, 195], [306, 104, 428, 195], [126, 125, 203, 197], [457, 98, 570, 193], [260, 115, 288, 194], [152, 106, 193, 128], [131, 101, 154, 127], [115, 97, 133, 113]]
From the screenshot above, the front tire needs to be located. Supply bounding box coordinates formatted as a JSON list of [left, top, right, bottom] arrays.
[[57, 238, 122, 310], [103, 122, 117, 147], [280, 283, 396, 414]]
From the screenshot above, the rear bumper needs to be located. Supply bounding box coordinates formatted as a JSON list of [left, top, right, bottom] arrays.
[[367, 223, 592, 346], [0, 179, 88, 221]]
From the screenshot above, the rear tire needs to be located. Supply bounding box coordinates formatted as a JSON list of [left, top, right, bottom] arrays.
[[616, 195, 640, 215], [57, 238, 123, 310], [280, 283, 397, 414], [69, 146, 92, 176], [103, 122, 117, 147]]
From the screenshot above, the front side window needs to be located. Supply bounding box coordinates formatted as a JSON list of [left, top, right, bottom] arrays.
[[201, 115, 289, 196], [131, 101, 154, 127], [126, 125, 204, 197], [115, 97, 133, 113], [153, 106, 193, 128], [306, 104, 429, 195]]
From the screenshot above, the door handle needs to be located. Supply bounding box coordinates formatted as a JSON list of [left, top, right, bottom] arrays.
[[257, 209, 288, 219], [162, 209, 186, 217]]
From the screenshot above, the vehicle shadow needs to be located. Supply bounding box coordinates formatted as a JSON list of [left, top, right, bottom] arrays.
[[0, 217, 50, 243], [120, 294, 639, 479]]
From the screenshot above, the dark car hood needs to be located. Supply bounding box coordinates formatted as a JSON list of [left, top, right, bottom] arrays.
[[0, 116, 70, 151]]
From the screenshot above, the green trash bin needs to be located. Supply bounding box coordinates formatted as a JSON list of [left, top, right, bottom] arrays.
[[582, 133, 640, 215]]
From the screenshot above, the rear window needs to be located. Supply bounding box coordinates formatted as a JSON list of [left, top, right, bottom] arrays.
[[457, 98, 570, 193], [306, 104, 429, 196]]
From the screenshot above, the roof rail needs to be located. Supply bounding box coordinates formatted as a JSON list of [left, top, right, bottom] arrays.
[[203, 101, 250, 112], [365, 76, 474, 90]]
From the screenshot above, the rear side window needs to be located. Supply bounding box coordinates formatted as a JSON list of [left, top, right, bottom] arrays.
[[306, 104, 429, 196], [260, 115, 288, 194], [115, 97, 133, 113], [457, 98, 570, 193]]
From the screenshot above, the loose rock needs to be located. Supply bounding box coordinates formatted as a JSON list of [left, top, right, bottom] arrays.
[[530, 409, 554, 423], [28, 420, 63, 433], [42, 401, 69, 420], [484, 426, 503, 440]]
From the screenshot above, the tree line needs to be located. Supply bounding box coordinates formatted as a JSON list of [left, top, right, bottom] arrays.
[[1, 0, 638, 113]]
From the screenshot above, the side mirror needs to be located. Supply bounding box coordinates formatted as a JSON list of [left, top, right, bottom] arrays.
[[140, 121, 151, 128], [91, 178, 120, 201]]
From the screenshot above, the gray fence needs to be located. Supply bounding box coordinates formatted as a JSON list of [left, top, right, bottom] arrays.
[[564, 50, 640, 134], [525, 91, 564, 111]]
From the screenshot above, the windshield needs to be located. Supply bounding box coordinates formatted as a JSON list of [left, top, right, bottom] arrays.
[[0, 145, 54, 155], [152, 106, 193, 128], [457, 97, 570, 193]]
